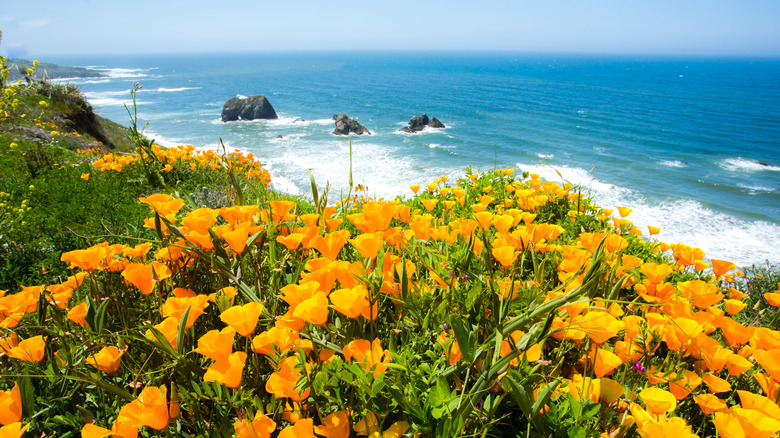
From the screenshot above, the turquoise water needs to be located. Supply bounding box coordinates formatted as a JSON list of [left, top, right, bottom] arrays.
[[48, 52, 780, 267]]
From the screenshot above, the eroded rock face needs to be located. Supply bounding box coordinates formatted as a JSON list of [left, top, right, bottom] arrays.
[[400, 113, 445, 132], [333, 113, 370, 135], [222, 96, 278, 122]]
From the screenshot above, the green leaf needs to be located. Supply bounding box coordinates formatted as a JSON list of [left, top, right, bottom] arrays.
[[580, 402, 601, 419], [18, 373, 35, 417], [93, 298, 110, 333], [176, 306, 191, 353], [531, 377, 562, 419], [567, 425, 586, 438], [447, 315, 474, 363], [147, 326, 177, 358], [370, 374, 386, 398]]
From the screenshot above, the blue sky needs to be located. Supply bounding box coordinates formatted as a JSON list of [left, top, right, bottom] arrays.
[[1, 0, 779, 58]]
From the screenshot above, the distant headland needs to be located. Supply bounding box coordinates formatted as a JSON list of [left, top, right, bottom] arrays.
[[7, 58, 104, 81]]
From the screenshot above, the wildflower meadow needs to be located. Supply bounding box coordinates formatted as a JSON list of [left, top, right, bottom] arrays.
[[2, 46, 780, 438]]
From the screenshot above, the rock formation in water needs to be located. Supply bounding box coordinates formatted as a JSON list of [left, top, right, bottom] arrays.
[[332, 113, 370, 135], [222, 96, 278, 122], [400, 113, 445, 132]]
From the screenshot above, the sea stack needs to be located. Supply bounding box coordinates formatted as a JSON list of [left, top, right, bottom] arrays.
[[222, 96, 278, 122], [332, 113, 370, 135], [400, 113, 445, 133]]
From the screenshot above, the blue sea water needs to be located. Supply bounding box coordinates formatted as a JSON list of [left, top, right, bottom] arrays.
[[47, 52, 780, 268]]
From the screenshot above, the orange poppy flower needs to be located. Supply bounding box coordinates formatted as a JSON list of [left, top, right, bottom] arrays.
[[292, 291, 329, 326], [571, 311, 623, 345], [0, 333, 19, 358], [764, 292, 780, 308], [725, 353, 754, 376], [277, 233, 305, 251], [349, 232, 384, 260], [193, 326, 236, 361], [710, 259, 737, 278], [330, 286, 377, 320], [6, 335, 45, 363], [86, 346, 125, 374], [251, 326, 300, 355], [752, 348, 780, 383], [162, 295, 210, 329], [278, 418, 315, 438], [409, 184, 420, 194], [61, 246, 107, 271], [0, 422, 29, 437], [641, 263, 673, 284], [269, 200, 297, 224], [139, 193, 184, 216], [703, 373, 733, 393], [599, 378, 624, 405], [730, 406, 780, 437], [590, 347, 624, 377], [712, 411, 746, 438], [181, 207, 219, 232], [314, 410, 350, 438], [737, 389, 780, 419], [67, 302, 88, 328], [437, 331, 462, 365], [343, 338, 390, 378], [309, 230, 351, 260], [220, 302, 263, 337], [265, 356, 311, 402], [135, 385, 169, 430], [616, 206, 632, 218], [492, 245, 518, 268], [145, 316, 179, 350], [204, 351, 247, 388], [694, 393, 728, 415], [233, 412, 277, 438], [724, 299, 747, 315], [219, 204, 260, 225], [121, 262, 172, 295], [0, 382, 22, 425], [421, 199, 439, 211], [223, 222, 251, 254], [639, 387, 677, 415], [667, 369, 702, 400]]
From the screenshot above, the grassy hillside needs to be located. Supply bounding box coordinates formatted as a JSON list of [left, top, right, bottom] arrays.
[[1, 56, 780, 438]]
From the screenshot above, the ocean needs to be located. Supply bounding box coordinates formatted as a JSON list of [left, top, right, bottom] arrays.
[[45, 52, 780, 268]]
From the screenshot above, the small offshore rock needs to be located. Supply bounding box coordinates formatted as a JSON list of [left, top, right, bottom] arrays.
[[222, 96, 278, 122], [333, 113, 370, 135], [400, 113, 445, 132]]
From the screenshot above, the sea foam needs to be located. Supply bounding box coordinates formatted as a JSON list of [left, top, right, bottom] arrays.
[[719, 157, 780, 172], [516, 161, 780, 268]]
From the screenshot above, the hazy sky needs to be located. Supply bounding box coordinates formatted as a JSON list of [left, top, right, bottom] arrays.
[[1, 0, 779, 58]]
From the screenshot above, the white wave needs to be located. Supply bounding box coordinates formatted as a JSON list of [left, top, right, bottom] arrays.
[[537, 153, 554, 159], [516, 161, 780, 268], [84, 79, 110, 84], [719, 157, 780, 172], [96, 67, 150, 79], [658, 160, 687, 168], [236, 94, 247, 99], [88, 97, 150, 107], [83, 90, 131, 99], [144, 130, 188, 148], [259, 140, 459, 201], [429, 143, 441, 149], [266, 116, 331, 127], [269, 133, 306, 143], [737, 183, 776, 193], [155, 87, 200, 92]]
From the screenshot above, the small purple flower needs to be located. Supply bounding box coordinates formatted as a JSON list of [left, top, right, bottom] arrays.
[[632, 361, 646, 373], [475, 399, 484, 411], [443, 323, 448, 331]]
